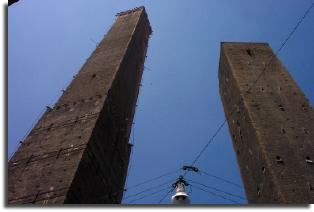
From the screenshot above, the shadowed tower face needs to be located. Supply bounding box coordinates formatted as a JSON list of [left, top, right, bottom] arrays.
[[8, 7, 152, 204], [219, 42, 314, 203]]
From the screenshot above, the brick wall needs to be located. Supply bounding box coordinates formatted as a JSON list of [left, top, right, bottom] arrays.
[[219, 42, 314, 203], [8, 6, 151, 204]]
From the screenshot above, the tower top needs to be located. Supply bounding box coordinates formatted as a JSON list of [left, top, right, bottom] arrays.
[[116, 6, 152, 35], [116, 6, 146, 16], [220, 42, 269, 47]]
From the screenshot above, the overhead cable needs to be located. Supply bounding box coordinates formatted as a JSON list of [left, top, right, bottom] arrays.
[[185, 0, 314, 169], [125, 168, 181, 191]]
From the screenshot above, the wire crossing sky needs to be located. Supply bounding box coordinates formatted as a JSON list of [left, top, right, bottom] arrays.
[[8, 0, 314, 204]]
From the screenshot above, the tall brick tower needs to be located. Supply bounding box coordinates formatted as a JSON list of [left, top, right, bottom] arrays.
[[219, 42, 314, 203], [8, 6, 152, 204]]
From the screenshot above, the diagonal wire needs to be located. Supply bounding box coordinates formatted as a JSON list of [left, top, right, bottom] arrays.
[[189, 119, 227, 168], [125, 186, 172, 204], [184, 1, 314, 170], [124, 178, 175, 200], [125, 168, 181, 191], [199, 169, 242, 189], [190, 184, 240, 204], [157, 186, 175, 204], [186, 178, 244, 200]]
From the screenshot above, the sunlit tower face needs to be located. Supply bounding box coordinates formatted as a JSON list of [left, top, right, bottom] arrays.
[[219, 42, 314, 203]]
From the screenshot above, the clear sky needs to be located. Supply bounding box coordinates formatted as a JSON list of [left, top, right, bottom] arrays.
[[8, 0, 314, 204]]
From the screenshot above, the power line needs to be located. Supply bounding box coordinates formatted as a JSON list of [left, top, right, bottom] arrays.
[[185, 1, 314, 169], [157, 187, 175, 204], [190, 184, 240, 204], [190, 119, 227, 168], [123, 2, 314, 203], [124, 178, 175, 200], [186, 178, 245, 200], [125, 186, 172, 204], [125, 168, 181, 191], [199, 169, 242, 189]]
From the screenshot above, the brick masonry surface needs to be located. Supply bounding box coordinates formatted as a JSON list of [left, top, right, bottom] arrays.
[[219, 42, 314, 203], [8, 6, 152, 204]]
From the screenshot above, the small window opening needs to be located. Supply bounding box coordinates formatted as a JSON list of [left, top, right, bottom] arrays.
[[278, 105, 285, 111], [281, 128, 286, 134], [237, 127, 242, 136], [305, 156, 313, 165], [262, 167, 266, 174], [249, 149, 253, 156], [303, 128, 309, 134], [301, 104, 308, 111], [253, 104, 260, 111], [276, 156, 284, 164], [309, 183, 314, 191], [257, 186, 261, 197], [92, 74, 96, 78], [232, 134, 236, 140], [246, 49, 253, 57], [234, 104, 240, 113], [47, 123, 54, 131]]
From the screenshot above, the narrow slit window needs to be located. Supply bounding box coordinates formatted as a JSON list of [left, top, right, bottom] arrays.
[[281, 128, 286, 134], [302, 104, 308, 111], [278, 105, 285, 111], [257, 186, 261, 197], [246, 49, 254, 57], [305, 156, 313, 165], [303, 128, 309, 134], [47, 123, 54, 131], [276, 156, 284, 164]]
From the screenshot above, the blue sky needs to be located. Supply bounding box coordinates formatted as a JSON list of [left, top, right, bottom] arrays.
[[8, 0, 314, 204]]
